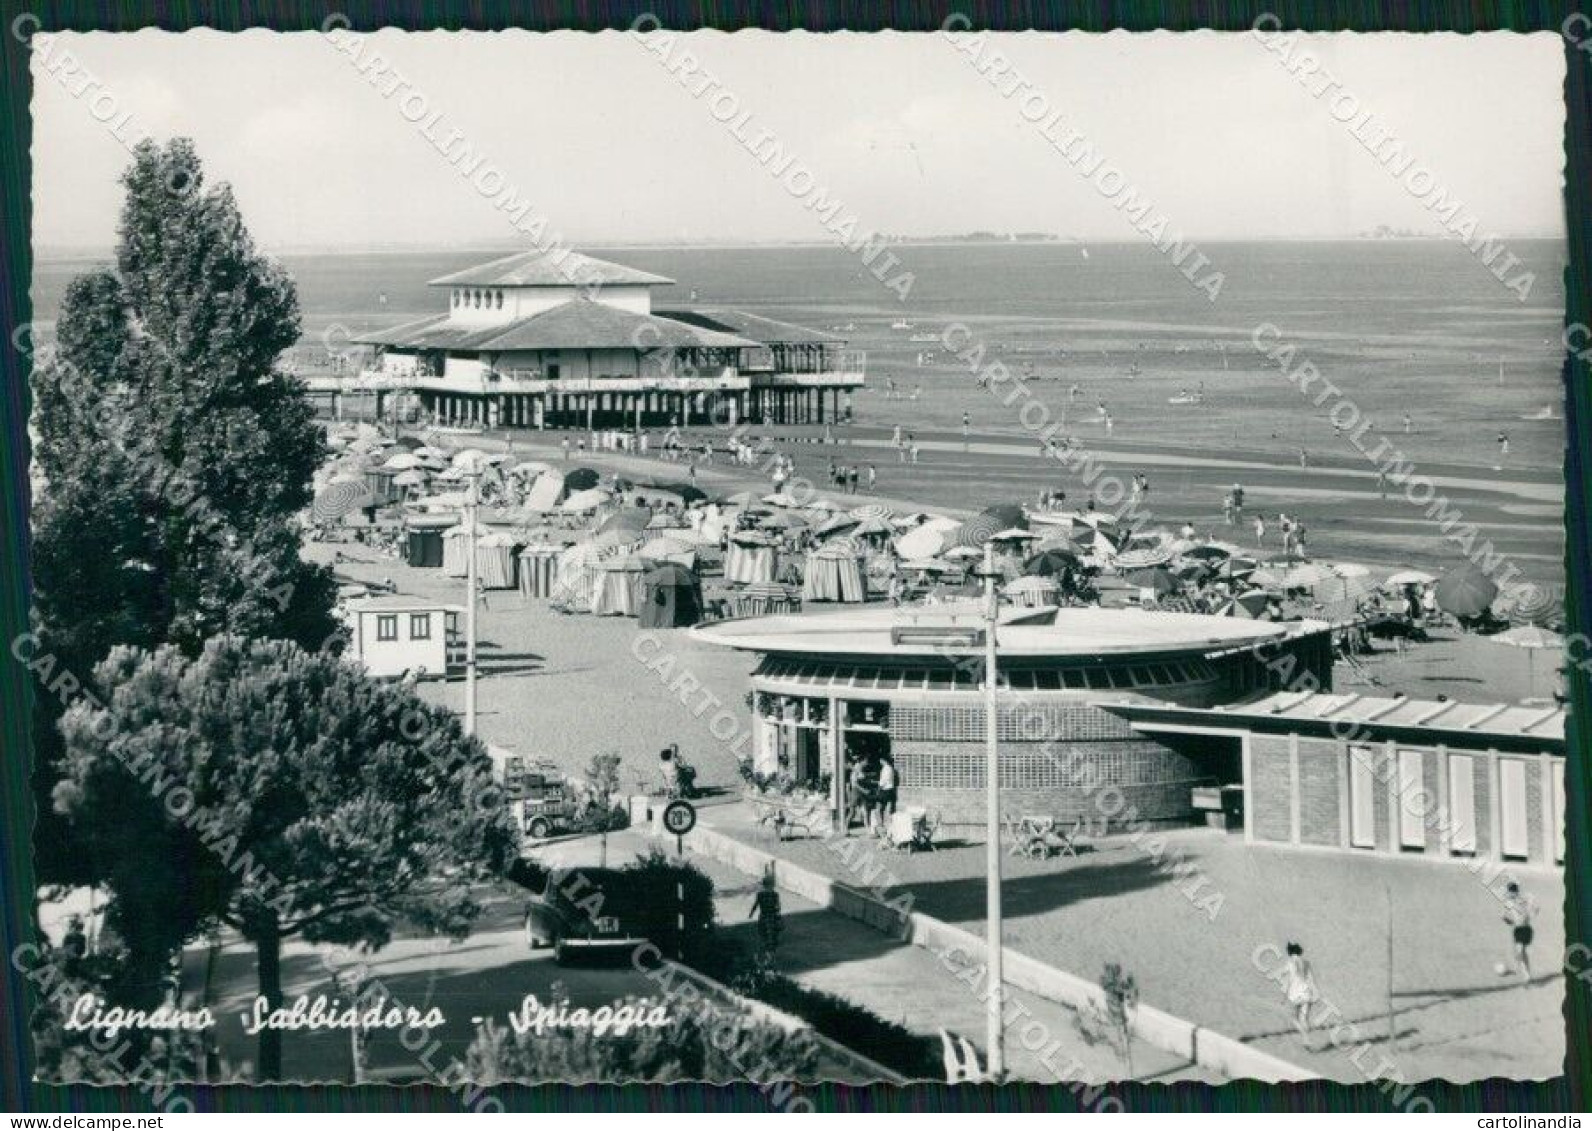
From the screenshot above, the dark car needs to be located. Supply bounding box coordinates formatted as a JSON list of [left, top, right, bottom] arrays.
[[524, 867, 650, 964]]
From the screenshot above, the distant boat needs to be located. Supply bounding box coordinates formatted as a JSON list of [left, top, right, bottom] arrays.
[[891, 319, 915, 331], [1168, 393, 1203, 406], [909, 333, 938, 343], [1521, 405, 1558, 420]]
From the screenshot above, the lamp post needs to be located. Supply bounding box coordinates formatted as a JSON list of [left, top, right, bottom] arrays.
[[979, 539, 1005, 1080], [464, 468, 480, 736]]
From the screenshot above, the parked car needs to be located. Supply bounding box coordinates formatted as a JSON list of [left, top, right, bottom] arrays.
[[524, 867, 650, 964]]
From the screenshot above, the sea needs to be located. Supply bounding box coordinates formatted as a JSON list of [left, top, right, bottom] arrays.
[[33, 237, 1568, 473]]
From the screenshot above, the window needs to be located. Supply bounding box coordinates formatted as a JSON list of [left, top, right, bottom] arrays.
[[376, 614, 398, 642], [1062, 669, 1086, 689], [410, 613, 432, 640], [496, 289, 504, 308]]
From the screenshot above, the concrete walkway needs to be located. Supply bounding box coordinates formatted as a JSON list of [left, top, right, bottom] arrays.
[[583, 827, 1220, 1084]]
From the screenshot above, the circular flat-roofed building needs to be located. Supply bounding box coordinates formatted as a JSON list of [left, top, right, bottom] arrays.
[[694, 603, 1334, 828]]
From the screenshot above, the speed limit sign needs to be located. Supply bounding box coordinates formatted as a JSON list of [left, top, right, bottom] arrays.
[[662, 800, 697, 837]]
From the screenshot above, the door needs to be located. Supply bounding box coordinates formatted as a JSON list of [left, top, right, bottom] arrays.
[[1349, 747, 1377, 849], [1398, 748, 1425, 850], [1554, 759, 1566, 863], [1448, 754, 1476, 855], [1500, 758, 1529, 860]]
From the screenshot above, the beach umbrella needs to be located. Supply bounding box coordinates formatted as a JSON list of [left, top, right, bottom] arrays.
[[900, 558, 951, 574], [1114, 547, 1174, 570], [944, 545, 984, 562], [562, 487, 611, 513], [381, 452, 421, 472], [763, 491, 804, 508], [989, 527, 1040, 544], [818, 513, 861, 537], [1498, 582, 1564, 628], [392, 435, 424, 450], [1034, 533, 1080, 553], [894, 524, 949, 560], [565, 468, 601, 492], [638, 534, 697, 564], [677, 486, 708, 505], [392, 469, 427, 487], [1489, 624, 1565, 699], [851, 516, 894, 538], [311, 480, 377, 522], [1281, 562, 1336, 590], [1024, 549, 1082, 577], [851, 503, 893, 521], [1247, 567, 1287, 590], [1183, 545, 1231, 562], [1383, 569, 1436, 589], [597, 506, 653, 536], [724, 491, 758, 507], [1435, 565, 1498, 620], [1125, 566, 1178, 595], [1230, 589, 1272, 617], [1330, 562, 1372, 579], [979, 504, 1028, 530], [451, 448, 488, 469]]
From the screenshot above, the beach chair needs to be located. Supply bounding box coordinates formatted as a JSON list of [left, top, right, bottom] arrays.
[[1046, 816, 1092, 859], [939, 1030, 988, 1083], [1004, 813, 1048, 859]]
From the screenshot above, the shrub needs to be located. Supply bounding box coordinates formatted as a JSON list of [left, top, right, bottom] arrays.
[[463, 990, 822, 1084]]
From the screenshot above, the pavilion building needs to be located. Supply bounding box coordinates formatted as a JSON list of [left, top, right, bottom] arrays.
[[694, 605, 1566, 870], [346, 249, 864, 429]]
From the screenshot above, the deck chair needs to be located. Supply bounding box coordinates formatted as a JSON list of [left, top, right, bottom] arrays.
[[1335, 640, 1382, 687], [1048, 817, 1092, 859], [939, 1029, 988, 1083]]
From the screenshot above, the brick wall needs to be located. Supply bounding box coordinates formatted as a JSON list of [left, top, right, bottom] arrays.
[[1249, 736, 1292, 843], [894, 734, 1201, 829]]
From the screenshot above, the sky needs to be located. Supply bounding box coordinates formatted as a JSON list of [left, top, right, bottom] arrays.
[[31, 29, 1568, 252]]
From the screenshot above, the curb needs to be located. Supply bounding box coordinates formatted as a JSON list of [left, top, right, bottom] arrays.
[[675, 822, 1314, 1083], [655, 957, 908, 1086]]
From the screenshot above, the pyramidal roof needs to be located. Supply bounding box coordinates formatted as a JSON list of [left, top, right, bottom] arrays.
[[428, 249, 674, 289]]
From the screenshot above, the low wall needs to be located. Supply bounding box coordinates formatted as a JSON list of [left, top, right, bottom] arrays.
[[675, 823, 1311, 1084]]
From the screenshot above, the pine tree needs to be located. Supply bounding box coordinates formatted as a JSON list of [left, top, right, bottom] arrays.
[[53, 636, 520, 1081], [31, 138, 339, 883]]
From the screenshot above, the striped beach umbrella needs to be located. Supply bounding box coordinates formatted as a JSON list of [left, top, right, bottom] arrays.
[[850, 503, 893, 520], [1500, 582, 1564, 627]]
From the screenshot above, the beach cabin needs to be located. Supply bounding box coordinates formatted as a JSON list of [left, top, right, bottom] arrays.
[[343, 596, 463, 678]]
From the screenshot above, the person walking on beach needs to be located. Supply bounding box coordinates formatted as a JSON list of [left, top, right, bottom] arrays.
[[1502, 881, 1537, 981], [892, 424, 903, 449], [1253, 513, 1266, 548], [1403, 413, 1413, 434], [866, 464, 877, 490], [1298, 447, 1308, 469], [962, 412, 971, 451], [1281, 942, 1322, 1045], [561, 436, 571, 461]]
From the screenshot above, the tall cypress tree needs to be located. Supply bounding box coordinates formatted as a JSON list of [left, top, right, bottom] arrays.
[[31, 138, 339, 887]]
